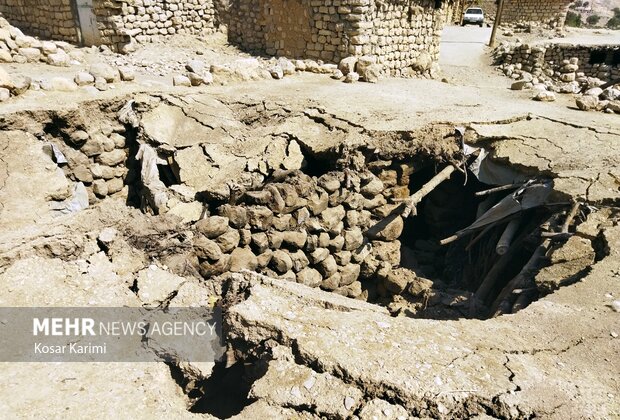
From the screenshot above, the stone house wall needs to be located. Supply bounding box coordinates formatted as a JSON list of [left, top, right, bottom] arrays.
[[0, 0, 80, 43], [496, 43, 620, 81], [501, 0, 572, 27], [1, 0, 453, 74], [0, 0, 222, 51], [115, 0, 221, 44], [229, 0, 452, 77]]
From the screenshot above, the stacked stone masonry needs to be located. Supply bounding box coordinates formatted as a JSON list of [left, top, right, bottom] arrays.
[[0, 0, 454, 73], [500, 0, 573, 28], [192, 164, 418, 300], [0, 0, 80, 43], [497, 43, 620, 82], [0, 0, 222, 51], [115, 0, 221, 44], [227, 0, 453, 76], [53, 122, 131, 204]]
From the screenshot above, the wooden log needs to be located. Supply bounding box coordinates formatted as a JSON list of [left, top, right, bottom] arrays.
[[401, 165, 457, 218], [496, 218, 520, 255], [465, 223, 495, 251], [561, 202, 580, 234], [489, 239, 550, 316], [511, 288, 536, 313], [474, 183, 522, 197], [474, 218, 540, 302]]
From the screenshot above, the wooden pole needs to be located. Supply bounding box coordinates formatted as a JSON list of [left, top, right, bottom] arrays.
[[400, 165, 457, 218], [488, 0, 505, 47], [490, 239, 550, 316], [496, 218, 520, 255], [561, 202, 580, 234], [474, 183, 522, 197]]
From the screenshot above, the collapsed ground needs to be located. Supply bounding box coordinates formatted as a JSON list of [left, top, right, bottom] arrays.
[[1, 19, 620, 420], [0, 82, 619, 418]]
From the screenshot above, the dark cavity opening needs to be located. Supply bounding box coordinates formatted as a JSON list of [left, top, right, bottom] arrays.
[[394, 167, 553, 320], [189, 360, 257, 417], [589, 50, 607, 65]]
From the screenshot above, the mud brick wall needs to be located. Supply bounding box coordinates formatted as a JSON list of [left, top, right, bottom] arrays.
[[0, 0, 80, 43], [501, 0, 572, 28], [228, 0, 451, 77]]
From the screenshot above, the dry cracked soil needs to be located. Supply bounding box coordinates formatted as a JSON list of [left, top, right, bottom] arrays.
[[0, 26, 619, 420]]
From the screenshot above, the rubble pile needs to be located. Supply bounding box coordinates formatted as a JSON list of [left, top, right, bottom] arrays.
[[500, 22, 564, 38], [0, 17, 82, 66], [39, 117, 131, 204], [30, 96, 593, 321]]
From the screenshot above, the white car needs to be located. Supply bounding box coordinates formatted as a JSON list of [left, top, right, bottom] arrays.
[[463, 7, 485, 27]]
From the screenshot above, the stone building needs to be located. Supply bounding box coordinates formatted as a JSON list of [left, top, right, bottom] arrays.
[[0, 0, 455, 76], [228, 0, 454, 77], [451, 0, 573, 27], [0, 0, 225, 52], [501, 0, 573, 27]]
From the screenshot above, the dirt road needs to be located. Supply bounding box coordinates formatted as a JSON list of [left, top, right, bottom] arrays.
[[439, 25, 493, 69]]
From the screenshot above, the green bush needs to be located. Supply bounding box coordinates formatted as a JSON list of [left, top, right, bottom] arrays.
[[606, 16, 620, 29], [586, 14, 600, 25], [565, 11, 582, 27], [607, 9, 620, 29], [569, 0, 583, 9]]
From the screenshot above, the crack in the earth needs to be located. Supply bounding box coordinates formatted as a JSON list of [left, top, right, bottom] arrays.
[[532, 114, 620, 136]]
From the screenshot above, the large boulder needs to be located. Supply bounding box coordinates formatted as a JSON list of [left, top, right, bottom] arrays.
[[356, 55, 377, 78], [576, 95, 598, 111], [89, 63, 120, 82], [338, 57, 358, 76], [412, 51, 432, 72], [361, 64, 382, 83]]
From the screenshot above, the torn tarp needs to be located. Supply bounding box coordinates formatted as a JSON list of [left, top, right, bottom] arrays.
[[135, 143, 169, 214], [453, 180, 552, 236], [50, 182, 89, 215], [462, 141, 528, 186]]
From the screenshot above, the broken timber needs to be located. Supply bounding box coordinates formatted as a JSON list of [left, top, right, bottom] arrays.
[[364, 164, 456, 240], [398, 165, 457, 218]]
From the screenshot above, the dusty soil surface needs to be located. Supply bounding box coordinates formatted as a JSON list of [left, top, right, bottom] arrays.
[[0, 26, 619, 419]]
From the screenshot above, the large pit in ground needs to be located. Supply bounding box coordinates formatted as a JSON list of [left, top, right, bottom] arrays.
[[1, 94, 603, 323], [1, 94, 613, 418]]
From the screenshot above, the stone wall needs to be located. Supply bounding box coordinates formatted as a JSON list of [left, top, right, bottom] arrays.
[[192, 164, 417, 300], [501, 0, 572, 28], [229, 0, 452, 77], [496, 42, 620, 82], [1, 0, 452, 74], [0, 0, 222, 51], [544, 45, 620, 81], [115, 0, 221, 44], [53, 121, 131, 204], [0, 0, 80, 43]]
